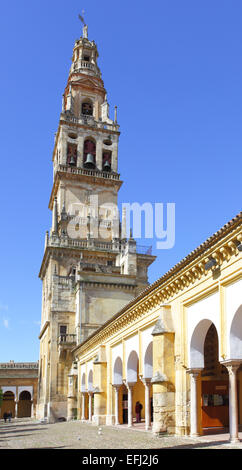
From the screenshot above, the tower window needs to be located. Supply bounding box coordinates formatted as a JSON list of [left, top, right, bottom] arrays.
[[83, 55, 90, 62], [82, 102, 93, 116]]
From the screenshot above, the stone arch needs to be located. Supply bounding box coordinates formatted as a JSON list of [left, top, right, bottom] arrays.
[[144, 342, 153, 379], [230, 305, 242, 359], [1, 391, 15, 419], [81, 372, 86, 392], [127, 350, 139, 383], [190, 319, 215, 369], [113, 356, 123, 385], [88, 369, 93, 391]]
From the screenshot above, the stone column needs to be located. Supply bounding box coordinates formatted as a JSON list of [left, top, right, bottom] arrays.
[[88, 392, 93, 422], [31, 401, 34, 418], [187, 369, 202, 437], [141, 378, 151, 431], [222, 361, 241, 443], [14, 400, 18, 419], [126, 382, 134, 427], [96, 138, 103, 170], [113, 385, 121, 425], [81, 392, 86, 420]]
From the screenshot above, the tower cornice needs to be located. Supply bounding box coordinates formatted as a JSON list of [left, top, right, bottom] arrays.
[[48, 167, 123, 210]]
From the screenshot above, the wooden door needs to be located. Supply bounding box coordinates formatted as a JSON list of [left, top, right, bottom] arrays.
[[202, 380, 230, 428]]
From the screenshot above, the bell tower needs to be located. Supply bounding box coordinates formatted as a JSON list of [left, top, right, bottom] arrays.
[[37, 20, 156, 422]]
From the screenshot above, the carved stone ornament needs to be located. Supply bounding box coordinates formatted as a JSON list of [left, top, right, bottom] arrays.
[[151, 317, 169, 336], [151, 371, 168, 384]]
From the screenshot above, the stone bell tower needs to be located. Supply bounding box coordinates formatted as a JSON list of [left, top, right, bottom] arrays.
[[37, 20, 156, 422]]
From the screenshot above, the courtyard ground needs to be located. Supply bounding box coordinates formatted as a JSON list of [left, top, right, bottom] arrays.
[[0, 418, 242, 450]]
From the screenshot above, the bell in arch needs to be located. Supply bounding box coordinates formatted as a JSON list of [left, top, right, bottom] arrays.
[[84, 153, 95, 169], [69, 155, 76, 166], [103, 159, 111, 171]]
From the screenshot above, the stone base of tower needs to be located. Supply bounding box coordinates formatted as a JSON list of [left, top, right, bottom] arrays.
[[36, 400, 68, 423]]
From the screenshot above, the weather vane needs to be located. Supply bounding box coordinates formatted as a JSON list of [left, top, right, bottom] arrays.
[[78, 10, 88, 38]]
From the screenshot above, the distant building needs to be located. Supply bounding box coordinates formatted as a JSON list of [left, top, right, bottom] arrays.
[[0, 361, 38, 419]]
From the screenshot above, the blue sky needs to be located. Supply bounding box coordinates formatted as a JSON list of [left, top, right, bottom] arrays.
[[0, 0, 241, 362]]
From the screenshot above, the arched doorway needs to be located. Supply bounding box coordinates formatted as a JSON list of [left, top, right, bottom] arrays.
[[126, 350, 145, 426], [18, 391, 32, 418], [1, 391, 15, 418], [201, 324, 229, 429]]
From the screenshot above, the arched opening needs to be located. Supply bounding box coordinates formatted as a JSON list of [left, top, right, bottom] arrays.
[[1, 391, 15, 419], [127, 351, 138, 383], [102, 150, 112, 171], [144, 342, 153, 379], [18, 391, 32, 418], [81, 373, 86, 392], [230, 305, 242, 359], [126, 351, 145, 426], [113, 357, 122, 385], [66, 142, 77, 167], [190, 321, 230, 432], [81, 100, 93, 116], [113, 357, 123, 425], [144, 342, 153, 424], [83, 138, 96, 168], [88, 370, 93, 392], [87, 370, 94, 421]]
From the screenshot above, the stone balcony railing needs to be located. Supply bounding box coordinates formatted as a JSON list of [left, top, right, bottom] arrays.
[[60, 112, 119, 132], [57, 164, 120, 182], [58, 334, 76, 345], [47, 233, 153, 257]]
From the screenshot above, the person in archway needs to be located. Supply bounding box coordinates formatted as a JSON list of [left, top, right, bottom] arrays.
[[3, 412, 8, 423], [138, 402, 143, 422], [135, 401, 140, 423], [8, 411, 12, 422]]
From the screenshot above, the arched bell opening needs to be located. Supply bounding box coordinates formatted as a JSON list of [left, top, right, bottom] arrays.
[[66, 142, 77, 167], [81, 99, 93, 116], [83, 138, 96, 169], [102, 150, 112, 172]]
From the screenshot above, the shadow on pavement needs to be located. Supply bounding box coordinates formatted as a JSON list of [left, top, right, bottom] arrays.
[[162, 440, 236, 449], [0, 427, 47, 435]]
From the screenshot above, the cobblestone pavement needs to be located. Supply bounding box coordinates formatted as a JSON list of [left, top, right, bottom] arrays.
[[0, 418, 242, 449]]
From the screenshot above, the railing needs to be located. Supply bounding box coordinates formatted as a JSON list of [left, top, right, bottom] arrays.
[[58, 334, 76, 344], [58, 164, 120, 181], [60, 113, 119, 132]]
